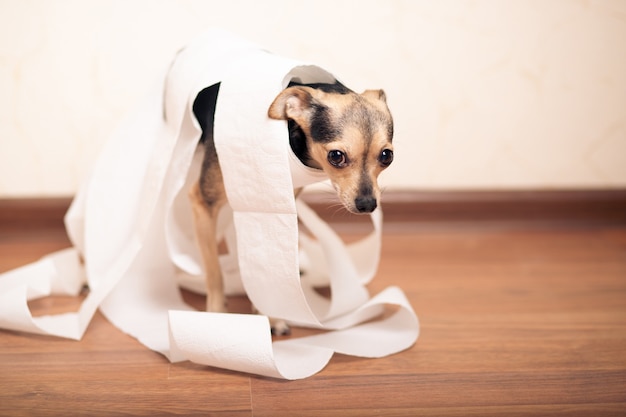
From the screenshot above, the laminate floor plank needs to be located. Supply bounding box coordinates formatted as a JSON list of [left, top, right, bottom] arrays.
[[1, 222, 625, 416]]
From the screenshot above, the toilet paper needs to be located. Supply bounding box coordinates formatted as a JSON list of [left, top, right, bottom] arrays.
[[0, 30, 419, 379]]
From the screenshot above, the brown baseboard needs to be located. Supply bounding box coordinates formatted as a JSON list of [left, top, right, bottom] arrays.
[[0, 197, 71, 232], [1, 190, 625, 232], [304, 189, 626, 226]]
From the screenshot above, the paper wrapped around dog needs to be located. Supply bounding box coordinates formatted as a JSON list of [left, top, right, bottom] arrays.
[[0, 30, 419, 379]]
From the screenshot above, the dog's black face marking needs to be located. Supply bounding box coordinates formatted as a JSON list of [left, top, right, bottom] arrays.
[[309, 103, 338, 143], [288, 81, 350, 145], [288, 80, 351, 95], [285, 81, 350, 161]]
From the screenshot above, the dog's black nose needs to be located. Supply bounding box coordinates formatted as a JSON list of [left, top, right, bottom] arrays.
[[354, 196, 377, 213]]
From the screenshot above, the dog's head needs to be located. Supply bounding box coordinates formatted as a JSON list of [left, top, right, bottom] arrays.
[[268, 83, 394, 214]]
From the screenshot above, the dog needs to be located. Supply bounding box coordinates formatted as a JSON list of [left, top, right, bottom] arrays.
[[189, 80, 394, 335]]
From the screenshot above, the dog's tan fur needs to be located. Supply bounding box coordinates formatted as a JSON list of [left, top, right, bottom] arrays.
[[190, 84, 393, 333]]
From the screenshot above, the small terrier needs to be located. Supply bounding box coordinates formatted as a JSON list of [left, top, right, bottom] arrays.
[[189, 80, 394, 334]]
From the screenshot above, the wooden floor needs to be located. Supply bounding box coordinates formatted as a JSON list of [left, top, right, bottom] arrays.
[[1, 211, 626, 415]]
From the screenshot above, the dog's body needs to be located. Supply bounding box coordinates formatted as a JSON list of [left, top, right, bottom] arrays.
[[189, 80, 394, 334]]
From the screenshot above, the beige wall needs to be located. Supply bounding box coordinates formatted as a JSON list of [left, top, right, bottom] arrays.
[[1, 0, 625, 197]]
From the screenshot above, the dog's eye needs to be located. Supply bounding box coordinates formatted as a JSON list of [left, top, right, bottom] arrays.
[[379, 149, 394, 167], [327, 150, 348, 168]]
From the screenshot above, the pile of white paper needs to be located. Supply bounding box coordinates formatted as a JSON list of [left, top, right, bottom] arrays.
[[0, 30, 419, 379]]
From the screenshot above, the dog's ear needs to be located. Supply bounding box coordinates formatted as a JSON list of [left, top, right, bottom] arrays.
[[361, 89, 387, 103], [268, 86, 317, 122]]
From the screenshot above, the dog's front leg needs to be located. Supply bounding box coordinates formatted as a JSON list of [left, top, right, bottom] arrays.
[[189, 180, 227, 313]]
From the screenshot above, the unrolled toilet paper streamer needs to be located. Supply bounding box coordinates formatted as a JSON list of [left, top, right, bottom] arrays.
[[0, 30, 419, 379]]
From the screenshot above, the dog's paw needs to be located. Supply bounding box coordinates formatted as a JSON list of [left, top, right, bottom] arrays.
[[252, 305, 291, 336], [270, 319, 291, 336]]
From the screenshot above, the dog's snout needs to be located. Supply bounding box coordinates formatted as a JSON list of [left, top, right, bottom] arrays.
[[354, 195, 377, 213]]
